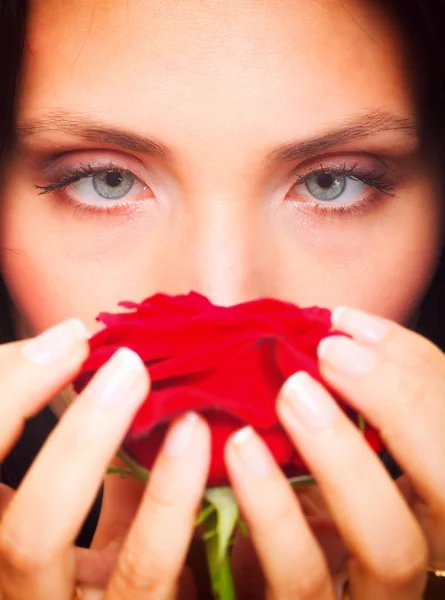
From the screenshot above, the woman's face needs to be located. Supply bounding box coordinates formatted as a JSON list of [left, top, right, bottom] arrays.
[[0, 0, 443, 337]]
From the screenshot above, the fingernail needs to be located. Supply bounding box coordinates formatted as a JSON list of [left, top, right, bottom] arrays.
[[229, 426, 273, 477], [88, 348, 147, 407], [163, 412, 198, 457], [22, 318, 89, 364], [318, 336, 377, 376], [280, 372, 336, 429], [332, 306, 389, 343]]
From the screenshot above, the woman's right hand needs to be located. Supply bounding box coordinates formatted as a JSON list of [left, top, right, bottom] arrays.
[[0, 318, 211, 600]]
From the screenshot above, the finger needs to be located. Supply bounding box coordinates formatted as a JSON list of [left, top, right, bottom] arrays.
[[322, 308, 445, 567], [225, 426, 337, 600], [106, 413, 210, 600], [81, 566, 198, 600], [330, 306, 445, 374], [319, 306, 445, 510], [277, 372, 428, 600], [0, 318, 90, 459], [394, 474, 445, 562], [0, 348, 149, 600]]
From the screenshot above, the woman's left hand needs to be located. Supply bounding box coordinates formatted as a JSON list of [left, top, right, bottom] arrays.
[[225, 306, 445, 599]]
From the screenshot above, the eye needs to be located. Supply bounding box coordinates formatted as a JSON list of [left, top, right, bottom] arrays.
[[296, 170, 367, 204], [72, 169, 146, 201]]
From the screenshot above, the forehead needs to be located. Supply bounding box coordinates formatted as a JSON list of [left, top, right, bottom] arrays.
[[21, 0, 414, 149]]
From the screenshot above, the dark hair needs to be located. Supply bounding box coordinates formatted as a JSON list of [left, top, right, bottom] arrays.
[[0, 0, 26, 344], [394, 0, 445, 352]]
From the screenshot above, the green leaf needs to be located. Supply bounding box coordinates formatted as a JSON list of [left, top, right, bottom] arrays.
[[195, 503, 216, 527], [116, 449, 150, 483], [237, 519, 249, 538], [203, 527, 218, 541]]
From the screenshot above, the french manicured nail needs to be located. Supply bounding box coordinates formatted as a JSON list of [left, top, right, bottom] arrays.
[[229, 426, 273, 477], [88, 348, 147, 407], [332, 306, 389, 343], [163, 412, 198, 457], [281, 371, 336, 429], [22, 318, 89, 364], [318, 336, 377, 376]]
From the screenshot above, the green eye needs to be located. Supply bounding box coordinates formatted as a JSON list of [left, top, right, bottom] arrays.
[[92, 170, 134, 200], [305, 172, 346, 201]]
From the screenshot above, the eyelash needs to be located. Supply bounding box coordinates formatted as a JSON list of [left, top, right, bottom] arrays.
[[35, 163, 138, 216], [291, 162, 396, 217], [35, 160, 397, 217]]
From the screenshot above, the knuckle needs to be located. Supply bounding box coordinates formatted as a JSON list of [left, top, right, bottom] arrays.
[[112, 547, 166, 595], [56, 409, 97, 456], [0, 528, 51, 574], [432, 497, 445, 522], [0, 343, 20, 376], [278, 561, 329, 599], [257, 484, 298, 526], [368, 543, 428, 587], [145, 484, 177, 515], [386, 368, 428, 411], [52, 428, 85, 463], [265, 502, 293, 526], [425, 488, 445, 519], [397, 335, 439, 373]]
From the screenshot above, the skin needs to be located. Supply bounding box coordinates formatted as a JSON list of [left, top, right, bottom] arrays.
[[0, 0, 444, 599]]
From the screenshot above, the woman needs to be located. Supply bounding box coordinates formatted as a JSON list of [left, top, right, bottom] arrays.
[[1, 0, 445, 598]]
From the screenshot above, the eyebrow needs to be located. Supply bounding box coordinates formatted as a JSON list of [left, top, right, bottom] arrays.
[[265, 110, 418, 164], [17, 109, 418, 164], [17, 111, 172, 159]]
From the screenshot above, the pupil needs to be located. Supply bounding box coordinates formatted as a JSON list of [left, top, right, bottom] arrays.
[[317, 172, 335, 189], [105, 171, 124, 188]]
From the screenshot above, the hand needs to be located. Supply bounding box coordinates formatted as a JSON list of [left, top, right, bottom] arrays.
[[225, 306, 445, 599], [0, 319, 210, 600]]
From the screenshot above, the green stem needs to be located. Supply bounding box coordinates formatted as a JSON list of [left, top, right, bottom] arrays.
[[289, 474, 317, 488], [203, 508, 236, 600], [106, 450, 318, 600], [60, 388, 72, 408], [107, 466, 133, 478]]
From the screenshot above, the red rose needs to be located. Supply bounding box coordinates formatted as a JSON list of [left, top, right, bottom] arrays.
[[74, 293, 383, 486]]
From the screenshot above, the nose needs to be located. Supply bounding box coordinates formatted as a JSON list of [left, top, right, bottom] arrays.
[[161, 194, 271, 307]]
